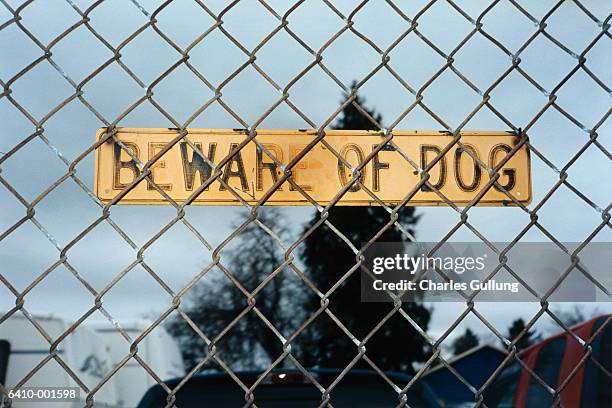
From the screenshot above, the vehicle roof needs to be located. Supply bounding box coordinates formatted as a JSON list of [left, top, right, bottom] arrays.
[[137, 368, 442, 408], [159, 367, 418, 387]]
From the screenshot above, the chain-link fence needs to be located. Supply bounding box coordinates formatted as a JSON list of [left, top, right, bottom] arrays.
[[0, 0, 610, 407]]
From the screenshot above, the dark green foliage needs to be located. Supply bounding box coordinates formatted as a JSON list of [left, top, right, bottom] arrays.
[[168, 83, 431, 373], [505, 318, 539, 350], [295, 84, 431, 372], [452, 328, 479, 356]]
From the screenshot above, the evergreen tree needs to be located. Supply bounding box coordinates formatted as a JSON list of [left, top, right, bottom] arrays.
[[452, 328, 479, 356], [505, 318, 538, 350], [296, 83, 431, 372]]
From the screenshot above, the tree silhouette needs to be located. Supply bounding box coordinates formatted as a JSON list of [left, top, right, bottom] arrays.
[[505, 318, 539, 350], [296, 84, 431, 372], [167, 208, 300, 370], [452, 328, 479, 356]]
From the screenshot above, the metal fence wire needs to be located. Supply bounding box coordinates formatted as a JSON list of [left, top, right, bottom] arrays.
[[0, 0, 611, 407]]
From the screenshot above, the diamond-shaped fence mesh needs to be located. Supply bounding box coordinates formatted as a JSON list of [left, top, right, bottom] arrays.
[[0, 0, 610, 407]]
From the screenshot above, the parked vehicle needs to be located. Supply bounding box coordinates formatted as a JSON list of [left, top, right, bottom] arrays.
[[90, 320, 185, 408], [0, 313, 118, 407], [484, 314, 611, 407], [137, 368, 442, 407]]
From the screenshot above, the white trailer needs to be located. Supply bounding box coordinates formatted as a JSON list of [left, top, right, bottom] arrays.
[[0, 313, 118, 408], [90, 320, 185, 408]]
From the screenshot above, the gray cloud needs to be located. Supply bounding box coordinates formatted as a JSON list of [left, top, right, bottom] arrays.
[[0, 0, 610, 337]]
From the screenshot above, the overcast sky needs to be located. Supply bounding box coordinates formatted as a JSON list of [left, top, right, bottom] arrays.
[[1, 0, 611, 348]]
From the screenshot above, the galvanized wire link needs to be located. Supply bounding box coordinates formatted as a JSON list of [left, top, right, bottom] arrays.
[[0, 0, 610, 407]]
